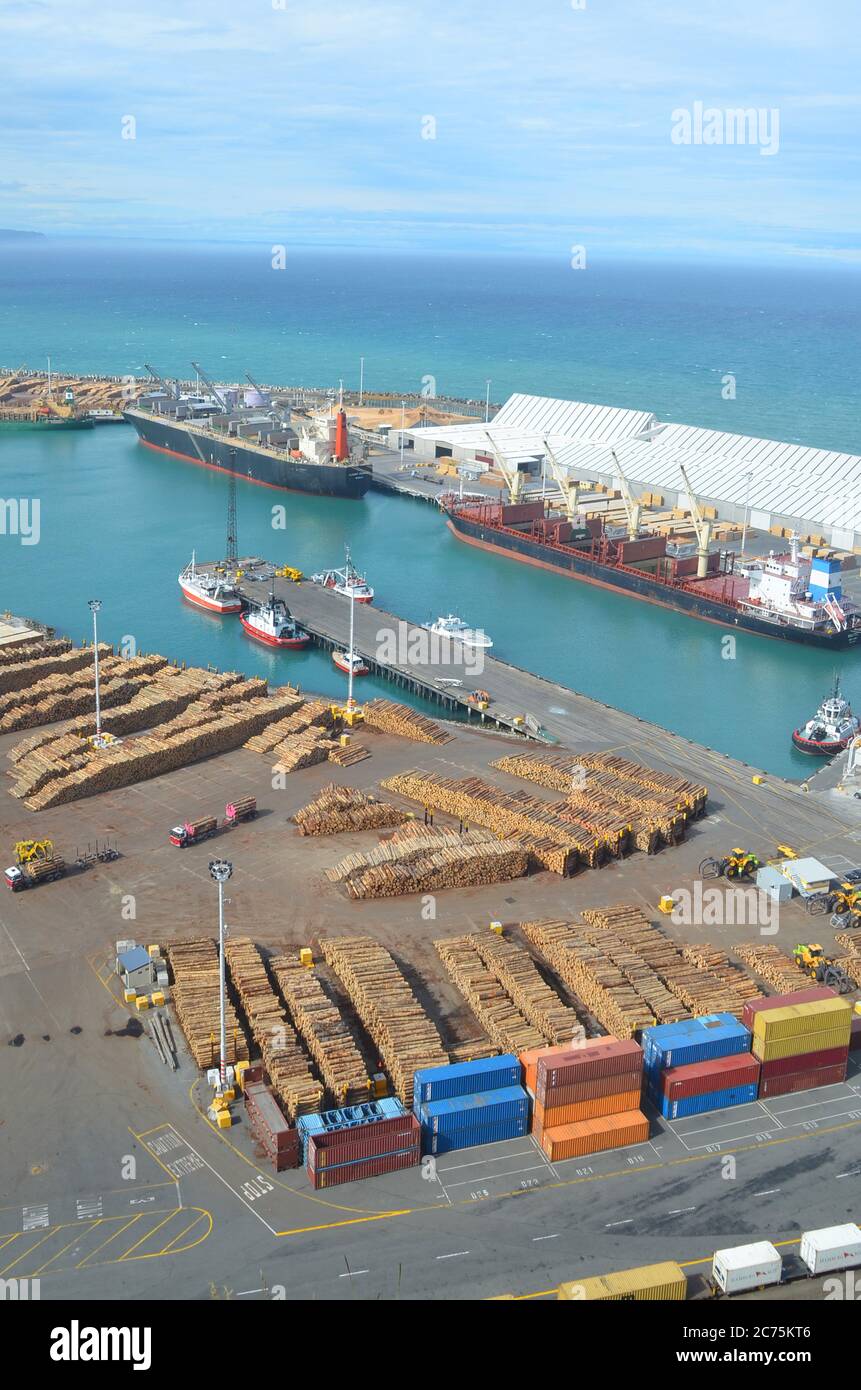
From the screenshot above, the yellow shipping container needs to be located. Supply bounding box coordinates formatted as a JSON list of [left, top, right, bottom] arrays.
[[558, 1261, 687, 1301], [752, 1025, 851, 1063], [753, 998, 852, 1042]]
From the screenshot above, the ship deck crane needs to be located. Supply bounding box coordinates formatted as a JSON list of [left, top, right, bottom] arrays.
[[609, 450, 644, 540], [144, 364, 181, 400], [190, 361, 229, 414], [484, 431, 524, 503], [679, 463, 713, 580], [541, 438, 582, 523]]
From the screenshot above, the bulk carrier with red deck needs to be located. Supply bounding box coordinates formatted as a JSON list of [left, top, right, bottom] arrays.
[[443, 497, 861, 649]]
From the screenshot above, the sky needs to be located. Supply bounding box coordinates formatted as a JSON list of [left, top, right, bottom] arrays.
[[0, 0, 859, 260]]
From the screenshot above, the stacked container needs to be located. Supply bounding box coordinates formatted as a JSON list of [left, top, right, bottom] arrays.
[[414, 1055, 529, 1155], [531, 1039, 649, 1161], [306, 1112, 421, 1189], [557, 1261, 687, 1301], [244, 1081, 300, 1171], [298, 1097, 406, 1167], [642, 1014, 753, 1116], [851, 1016, 861, 1053], [743, 991, 852, 1098]]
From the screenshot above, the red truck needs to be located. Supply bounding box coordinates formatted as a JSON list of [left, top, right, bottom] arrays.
[[169, 798, 257, 847], [4, 856, 67, 891]]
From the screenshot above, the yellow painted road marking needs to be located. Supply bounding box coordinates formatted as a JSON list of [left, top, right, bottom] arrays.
[[5, 1208, 212, 1280], [31, 1223, 100, 1275], [0, 1227, 57, 1275], [159, 1211, 207, 1254], [117, 1209, 179, 1261], [76, 1215, 141, 1267], [0, 1233, 20, 1252]]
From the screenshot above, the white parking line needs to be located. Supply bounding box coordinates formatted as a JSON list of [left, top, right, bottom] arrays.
[[752, 1189, 780, 1197], [339, 1269, 369, 1278], [836, 1169, 861, 1179], [532, 1234, 560, 1242], [667, 1207, 697, 1216], [437, 1149, 535, 1173], [436, 1251, 469, 1260], [443, 1163, 548, 1190], [606, 1219, 633, 1228], [767, 1089, 855, 1118]]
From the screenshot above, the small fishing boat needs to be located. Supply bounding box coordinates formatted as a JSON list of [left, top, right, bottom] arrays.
[[240, 592, 310, 649], [178, 552, 242, 614], [423, 613, 493, 650]]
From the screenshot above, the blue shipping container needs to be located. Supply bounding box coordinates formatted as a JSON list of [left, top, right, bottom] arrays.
[[297, 1098, 405, 1161], [413, 1054, 520, 1109], [422, 1113, 529, 1155], [660, 1082, 759, 1121], [419, 1085, 529, 1134], [642, 1015, 751, 1073]]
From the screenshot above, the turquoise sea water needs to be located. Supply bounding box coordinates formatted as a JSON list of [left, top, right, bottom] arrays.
[[0, 241, 859, 779]]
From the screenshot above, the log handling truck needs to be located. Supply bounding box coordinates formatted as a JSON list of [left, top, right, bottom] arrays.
[[169, 797, 257, 848]]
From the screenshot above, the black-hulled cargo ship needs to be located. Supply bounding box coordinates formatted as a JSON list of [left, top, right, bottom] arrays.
[[444, 497, 861, 649], [124, 384, 371, 500]]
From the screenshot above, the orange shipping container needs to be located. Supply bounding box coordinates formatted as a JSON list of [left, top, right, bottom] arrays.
[[535, 1067, 642, 1110], [534, 1087, 642, 1130], [539, 1109, 649, 1162]]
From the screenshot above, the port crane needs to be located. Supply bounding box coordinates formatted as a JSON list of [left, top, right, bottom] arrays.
[[144, 364, 181, 400], [483, 431, 524, 503], [541, 438, 583, 522], [609, 449, 644, 540], [190, 361, 230, 414], [679, 464, 714, 580]]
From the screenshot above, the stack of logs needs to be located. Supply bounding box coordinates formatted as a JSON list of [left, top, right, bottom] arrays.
[[362, 699, 452, 744], [435, 936, 547, 1055], [327, 741, 371, 767], [320, 936, 448, 1106], [577, 753, 707, 819], [520, 919, 655, 1038], [243, 699, 330, 753], [380, 770, 594, 872], [224, 937, 323, 1119], [735, 942, 810, 994], [471, 932, 585, 1044], [0, 642, 110, 696], [326, 824, 528, 899], [167, 938, 248, 1069], [271, 728, 332, 775], [293, 783, 409, 836], [0, 636, 70, 667], [836, 927, 861, 955], [269, 954, 370, 1106]]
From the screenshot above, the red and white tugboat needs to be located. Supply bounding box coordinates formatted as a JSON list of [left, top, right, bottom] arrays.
[[332, 649, 368, 676], [240, 592, 310, 649], [311, 546, 374, 602], [178, 552, 242, 614], [792, 678, 860, 755]]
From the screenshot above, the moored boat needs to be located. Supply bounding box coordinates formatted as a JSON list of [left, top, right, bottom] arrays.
[[240, 592, 310, 649], [178, 553, 242, 614], [422, 613, 493, 650], [332, 649, 369, 676], [792, 678, 860, 755], [311, 547, 374, 602]]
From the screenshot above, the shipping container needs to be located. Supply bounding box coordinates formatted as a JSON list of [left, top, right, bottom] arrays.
[[752, 1025, 852, 1063], [557, 1261, 687, 1301], [534, 1087, 642, 1129], [535, 1067, 643, 1110], [642, 1015, 750, 1072], [309, 1116, 420, 1169], [310, 1139, 420, 1176], [539, 1108, 649, 1162], [413, 1054, 520, 1108], [520, 1041, 590, 1095], [419, 1085, 529, 1134], [658, 1081, 758, 1121], [423, 1113, 529, 1155], [759, 1044, 848, 1079], [751, 997, 852, 1042], [742, 987, 835, 1030], [758, 1062, 847, 1098], [244, 1081, 299, 1165], [660, 1053, 761, 1100], [307, 1146, 420, 1189], [799, 1224, 861, 1276], [851, 1018, 861, 1052], [537, 1038, 642, 1094], [297, 1099, 406, 1161], [711, 1242, 782, 1295]]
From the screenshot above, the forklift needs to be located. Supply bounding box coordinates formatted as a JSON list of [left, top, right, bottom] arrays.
[[792, 943, 854, 994], [699, 847, 761, 882]]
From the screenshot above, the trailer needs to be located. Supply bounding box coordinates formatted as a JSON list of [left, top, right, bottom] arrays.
[[225, 796, 256, 825], [4, 855, 67, 891], [799, 1224, 861, 1277], [710, 1241, 782, 1296], [169, 815, 218, 848]]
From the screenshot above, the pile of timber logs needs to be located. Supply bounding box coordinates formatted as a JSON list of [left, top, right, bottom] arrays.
[[679, 942, 761, 1002], [243, 699, 329, 752], [269, 954, 370, 1106], [835, 927, 861, 955], [271, 729, 331, 774], [575, 916, 689, 1024], [472, 932, 585, 1044], [380, 770, 594, 872], [0, 636, 70, 666], [577, 753, 707, 818], [0, 643, 113, 696], [435, 936, 547, 1054], [326, 826, 528, 899], [363, 699, 452, 744], [320, 936, 448, 1106], [21, 687, 301, 810], [520, 919, 655, 1038], [834, 956, 861, 987], [293, 783, 409, 836], [224, 937, 323, 1119], [448, 1039, 500, 1063], [166, 938, 248, 1069], [328, 742, 371, 767], [735, 942, 810, 993]]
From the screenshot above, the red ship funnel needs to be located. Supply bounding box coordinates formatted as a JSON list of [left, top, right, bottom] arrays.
[[334, 408, 349, 461]]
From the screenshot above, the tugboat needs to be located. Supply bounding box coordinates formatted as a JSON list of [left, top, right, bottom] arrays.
[[178, 552, 242, 614], [792, 678, 860, 755], [240, 592, 310, 649], [311, 547, 374, 602], [423, 614, 493, 650], [332, 649, 369, 676]]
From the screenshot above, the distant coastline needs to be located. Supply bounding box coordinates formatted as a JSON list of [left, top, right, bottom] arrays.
[[0, 229, 45, 241]]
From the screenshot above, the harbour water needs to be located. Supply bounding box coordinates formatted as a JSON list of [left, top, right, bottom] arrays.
[[0, 422, 853, 779]]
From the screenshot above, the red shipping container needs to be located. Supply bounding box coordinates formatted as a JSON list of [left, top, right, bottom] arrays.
[[742, 988, 835, 1031], [245, 1082, 294, 1152], [851, 1018, 861, 1052], [307, 1146, 420, 1190], [758, 1062, 847, 1099], [310, 1117, 420, 1170], [537, 1039, 643, 1097], [759, 1044, 848, 1080], [520, 1041, 594, 1096], [534, 1067, 643, 1111], [661, 1054, 761, 1100]]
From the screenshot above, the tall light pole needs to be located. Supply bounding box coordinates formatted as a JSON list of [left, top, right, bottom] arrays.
[[485, 380, 491, 423], [740, 469, 753, 561], [400, 399, 405, 466], [88, 599, 103, 745], [209, 858, 233, 1090], [359, 357, 364, 407]]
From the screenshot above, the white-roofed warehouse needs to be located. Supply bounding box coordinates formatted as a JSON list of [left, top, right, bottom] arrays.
[[406, 393, 861, 549]]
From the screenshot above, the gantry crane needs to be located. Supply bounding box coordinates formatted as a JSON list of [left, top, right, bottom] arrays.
[[679, 463, 713, 580]]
